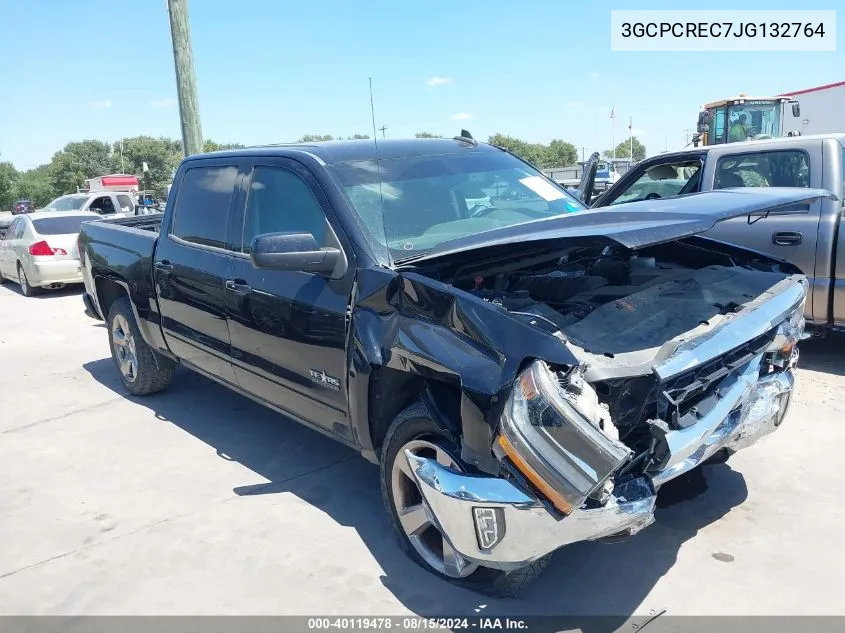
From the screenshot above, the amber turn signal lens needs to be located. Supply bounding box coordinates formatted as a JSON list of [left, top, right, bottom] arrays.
[[497, 434, 573, 515]]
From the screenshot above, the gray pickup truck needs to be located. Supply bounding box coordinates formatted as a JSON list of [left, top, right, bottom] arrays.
[[589, 134, 845, 333]]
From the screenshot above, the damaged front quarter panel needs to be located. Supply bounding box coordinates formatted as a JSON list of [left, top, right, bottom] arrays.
[[347, 267, 580, 472]]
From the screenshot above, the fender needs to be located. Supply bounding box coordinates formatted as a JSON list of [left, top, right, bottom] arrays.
[[346, 267, 579, 472]]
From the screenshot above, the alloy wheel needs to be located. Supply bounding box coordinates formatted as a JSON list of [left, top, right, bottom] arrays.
[[112, 314, 138, 382], [390, 438, 478, 579]]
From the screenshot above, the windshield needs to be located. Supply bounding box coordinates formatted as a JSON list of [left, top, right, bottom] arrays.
[[329, 151, 585, 262], [32, 215, 94, 235], [727, 101, 782, 142], [45, 195, 88, 212]]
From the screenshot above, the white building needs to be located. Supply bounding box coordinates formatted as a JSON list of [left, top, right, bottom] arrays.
[[780, 81, 845, 137]]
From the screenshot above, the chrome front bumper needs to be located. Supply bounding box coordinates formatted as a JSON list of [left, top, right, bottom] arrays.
[[406, 359, 796, 571]]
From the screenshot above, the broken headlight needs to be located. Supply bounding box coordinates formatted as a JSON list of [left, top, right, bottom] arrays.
[[496, 360, 631, 515], [766, 307, 805, 369]]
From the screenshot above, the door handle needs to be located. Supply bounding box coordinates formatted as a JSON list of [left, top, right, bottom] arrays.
[[772, 231, 803, 246], [225, 279, 251, 295], [155, 261, 174, 274]]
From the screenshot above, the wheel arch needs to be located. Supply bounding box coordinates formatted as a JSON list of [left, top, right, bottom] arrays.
[[95, 274, 172, 356]]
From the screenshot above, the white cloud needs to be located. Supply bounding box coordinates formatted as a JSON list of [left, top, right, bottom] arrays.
[[426, 76, 453, 87], [588, 72, 600, 79], [631, 127, 647, 137], [150, 98, 175, 108], [90, 99, 112, 110], [451, 112, 473, 121]]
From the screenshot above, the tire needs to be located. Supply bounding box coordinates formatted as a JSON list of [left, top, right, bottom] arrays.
[[17, 263, 38, 297], [107, 297, 175, 396], [380, 401, 551, 597]]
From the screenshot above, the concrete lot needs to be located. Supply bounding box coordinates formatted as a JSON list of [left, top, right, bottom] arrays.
[[1, 282, 844, 618]]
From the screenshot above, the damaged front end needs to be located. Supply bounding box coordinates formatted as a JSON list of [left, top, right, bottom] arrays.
[[403, 274, 806, 571]]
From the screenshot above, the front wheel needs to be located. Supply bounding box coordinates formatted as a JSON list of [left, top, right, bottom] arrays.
[[107, 297, 175, 396], [380, 401, 551, 597]]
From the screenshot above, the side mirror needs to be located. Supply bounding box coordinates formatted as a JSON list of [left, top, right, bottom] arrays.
[[791, 101, 800, 117], [250, 232, 346, 279]]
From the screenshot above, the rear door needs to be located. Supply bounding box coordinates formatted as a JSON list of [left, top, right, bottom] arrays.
[[225, 157, 355, 439], [154, 159, 242, 384]]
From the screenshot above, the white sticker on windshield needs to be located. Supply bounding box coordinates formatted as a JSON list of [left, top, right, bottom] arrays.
[[518, 176, 566, 201]]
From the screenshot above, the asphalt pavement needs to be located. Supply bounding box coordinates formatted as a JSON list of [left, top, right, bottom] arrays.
[[1, 282, 843, 617]]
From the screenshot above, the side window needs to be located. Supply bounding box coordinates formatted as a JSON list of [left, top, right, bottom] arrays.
[[610, 160, 702, 205], [714, 150, 810, 189], [4, 218, 20, 239], [241, 166, 328, 254], [14, 219, 27, 239], [116, 194, 135, 214], [171, 165, 239, 249], [89, 196, 116, 215]]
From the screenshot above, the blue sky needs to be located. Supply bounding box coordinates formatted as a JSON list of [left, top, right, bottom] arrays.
[[1, 0, 842, 169]]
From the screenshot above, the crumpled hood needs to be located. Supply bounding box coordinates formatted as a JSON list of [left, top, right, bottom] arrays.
[[410, 187, 835, 261]]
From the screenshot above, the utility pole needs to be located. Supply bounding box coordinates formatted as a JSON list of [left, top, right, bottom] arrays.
[[167, 0, 203, 156], [610, 105, 616, 160], [378, 125, 387, 139]]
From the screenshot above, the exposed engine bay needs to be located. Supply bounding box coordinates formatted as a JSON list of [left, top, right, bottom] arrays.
[[417, 239, 794, 464], [453, 242, 784, 359]]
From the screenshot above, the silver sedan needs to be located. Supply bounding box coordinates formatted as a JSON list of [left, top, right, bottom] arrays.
[[0, 211, 101, 296]]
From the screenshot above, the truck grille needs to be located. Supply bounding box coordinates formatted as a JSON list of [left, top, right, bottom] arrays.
[[657, 326, 778, 429]]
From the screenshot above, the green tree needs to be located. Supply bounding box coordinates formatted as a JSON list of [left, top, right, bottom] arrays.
[[547, 139, 578, 167], [203, 140, 246, 152], [114, 136, 183, 197], [0, 159, 18, 210], [13, 164, 54, 206], [337, 134, 370, 140], [604, 137, 646, 162], [414, 132, 442, 138], [297, 134, 334, 142], [49, 140, 113, 195], [488, 134, 554, 168]]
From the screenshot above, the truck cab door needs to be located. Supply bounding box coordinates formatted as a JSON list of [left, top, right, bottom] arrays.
[[700, 144, 823, 322], [224, 158, 354, 440], [576, 152, 599, 205], [153, 161, 241, 385], [591, 155, 705, 207]]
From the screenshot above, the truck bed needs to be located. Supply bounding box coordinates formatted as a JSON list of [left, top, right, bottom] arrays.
[[80, 214, 161, 284], [98, 213, 163, 233]]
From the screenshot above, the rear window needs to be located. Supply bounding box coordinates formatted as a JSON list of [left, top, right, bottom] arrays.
[[32, 216, 94, 235], [48, 196, 89, 211]]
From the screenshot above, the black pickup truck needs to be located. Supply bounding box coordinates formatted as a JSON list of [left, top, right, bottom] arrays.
[[79, 136, 824, 595]]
